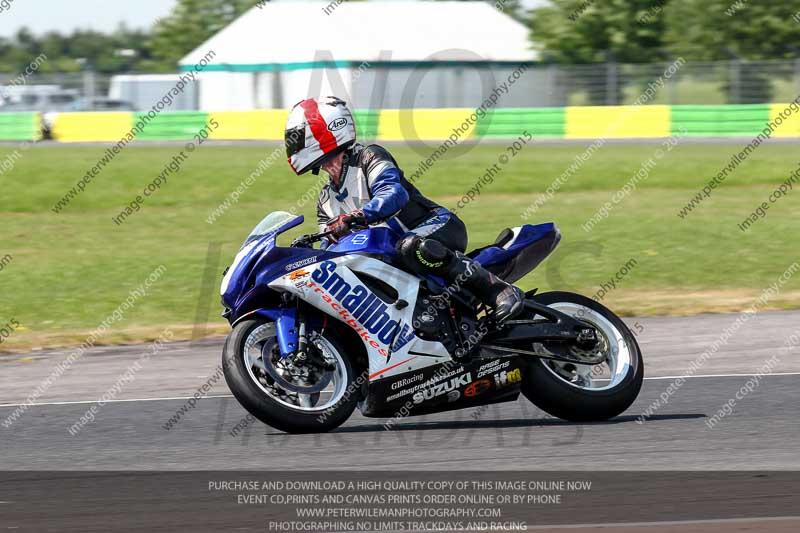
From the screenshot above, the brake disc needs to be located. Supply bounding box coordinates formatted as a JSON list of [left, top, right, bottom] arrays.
[[259, 339, 333, 394]]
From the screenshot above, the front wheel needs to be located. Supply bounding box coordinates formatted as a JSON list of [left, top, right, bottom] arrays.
[[222, 319, 359, 433], [521, 291, 644, 422]]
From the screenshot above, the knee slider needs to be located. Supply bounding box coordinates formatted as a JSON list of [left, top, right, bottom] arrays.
[[417, 239, 450, 267], [396, 236, 451, 272]]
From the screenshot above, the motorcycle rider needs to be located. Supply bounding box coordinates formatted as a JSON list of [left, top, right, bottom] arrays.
[[284, 96, 524, 324]]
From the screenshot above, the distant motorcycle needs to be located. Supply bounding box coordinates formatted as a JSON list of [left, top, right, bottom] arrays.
[[221, 211, 643, 433]]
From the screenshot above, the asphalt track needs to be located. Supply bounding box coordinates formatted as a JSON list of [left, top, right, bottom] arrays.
[[1, 310, 799, 471], [1, 311, 799, 530]]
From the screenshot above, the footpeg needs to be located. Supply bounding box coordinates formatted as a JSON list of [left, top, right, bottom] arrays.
[[495, 286, 525, 325]]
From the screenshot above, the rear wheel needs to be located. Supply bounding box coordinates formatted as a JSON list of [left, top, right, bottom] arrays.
[[223, 319, 359, 433], [520, 291, 644, 421]]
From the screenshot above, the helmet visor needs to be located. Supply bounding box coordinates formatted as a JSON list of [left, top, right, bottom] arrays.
[[285, 125, 306, 158]]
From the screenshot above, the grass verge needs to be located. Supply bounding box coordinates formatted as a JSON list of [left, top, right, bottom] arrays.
[[1, 141, 798, 352]]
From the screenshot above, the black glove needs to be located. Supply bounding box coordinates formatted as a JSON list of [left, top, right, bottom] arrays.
[[291, 235, 313, 248], [325, 210, 368, 243]]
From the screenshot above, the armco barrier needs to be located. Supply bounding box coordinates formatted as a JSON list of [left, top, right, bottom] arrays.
[[475, 107, 565, 138], [0, 112, 42, 141], [565, 105, 671, 139], [353, 109, 380, 140], [51, 112, 133, 143], [768, 103, 800, 137], [670, 105, 771, 137], [31, 105, 800, 143], [377, 109, 477, 141], [208, 110, 287, 140], [134, 111, 209, 141]]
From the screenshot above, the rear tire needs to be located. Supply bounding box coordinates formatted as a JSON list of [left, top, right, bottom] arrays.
[[223, 319, 359, 433], [520, 291, 644, 422]]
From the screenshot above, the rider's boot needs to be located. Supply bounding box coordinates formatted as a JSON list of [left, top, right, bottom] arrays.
[[445, 252, 525, 324]]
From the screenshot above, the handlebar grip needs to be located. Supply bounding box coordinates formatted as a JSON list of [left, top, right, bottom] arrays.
[[291, 229, 337, 248]]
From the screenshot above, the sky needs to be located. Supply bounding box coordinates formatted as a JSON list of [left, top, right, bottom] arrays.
[[0, 0, 178, 37], [0, 0, 549, 37]]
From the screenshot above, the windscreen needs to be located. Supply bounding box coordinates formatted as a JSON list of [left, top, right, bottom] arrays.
[[241, 211, 300, 249]]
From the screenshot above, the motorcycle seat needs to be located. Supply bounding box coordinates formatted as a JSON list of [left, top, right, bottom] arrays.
[[466, 223, 561, 284], [466, 227, 514, 258]]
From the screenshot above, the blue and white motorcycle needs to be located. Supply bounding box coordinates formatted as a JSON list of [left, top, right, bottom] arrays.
[[221, 211, 643, 433]]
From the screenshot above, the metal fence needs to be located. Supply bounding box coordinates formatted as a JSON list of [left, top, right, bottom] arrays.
[[3, 58, 800, 111], [559, 58, 800, 106]]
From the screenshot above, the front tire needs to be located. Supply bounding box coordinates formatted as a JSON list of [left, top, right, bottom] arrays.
[[521, 291, 644, 422], [223, 319, 359, 433]]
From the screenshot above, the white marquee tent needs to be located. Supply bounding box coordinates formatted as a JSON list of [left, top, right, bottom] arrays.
[[179, 1, 541, 110]]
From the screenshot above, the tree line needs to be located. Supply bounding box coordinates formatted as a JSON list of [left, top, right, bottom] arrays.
[[2, 0, 800, 75], [0, 0, 259, 74]]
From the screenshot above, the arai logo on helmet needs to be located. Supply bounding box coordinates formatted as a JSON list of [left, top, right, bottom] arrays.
[[327, 118, 348, 131]]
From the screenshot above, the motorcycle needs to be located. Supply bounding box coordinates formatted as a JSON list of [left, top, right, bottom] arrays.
[[220, 211, 643, 433]]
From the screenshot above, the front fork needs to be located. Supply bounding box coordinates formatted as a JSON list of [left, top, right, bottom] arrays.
[[272, 295, 323, 359], [283, 300, 335, 370], [233, 306, 300, 356]]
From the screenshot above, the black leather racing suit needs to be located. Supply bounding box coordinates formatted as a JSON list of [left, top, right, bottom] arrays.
[[316, 143, 523, 323]]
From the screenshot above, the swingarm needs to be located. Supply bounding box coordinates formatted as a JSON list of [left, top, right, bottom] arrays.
[[479, 299, 606, 366]]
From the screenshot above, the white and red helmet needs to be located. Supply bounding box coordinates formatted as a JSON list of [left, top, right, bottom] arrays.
[[285, 96, 357, 175]]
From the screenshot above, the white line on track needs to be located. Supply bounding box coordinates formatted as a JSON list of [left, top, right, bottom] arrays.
[[0, 372, 798, 409], [0, 394, 233, 408], [643, 371, 800, 380]]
